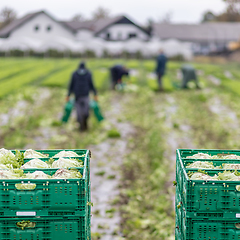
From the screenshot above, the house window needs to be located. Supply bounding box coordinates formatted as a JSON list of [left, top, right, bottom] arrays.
[[47, 25, 52, 32], [129, 33, 137, 38], [34, 25, 39, 31], [106, 33, 111, 40], [118, 32, 122, 40]]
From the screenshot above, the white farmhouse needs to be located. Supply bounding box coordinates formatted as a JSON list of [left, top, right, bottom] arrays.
[[62, 15, 150, 41], [0, 11, 74, 41], [0, 10, 150, 48]]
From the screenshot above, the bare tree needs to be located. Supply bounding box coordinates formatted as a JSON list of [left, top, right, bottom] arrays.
[[223, 0, 240, 14], [146, 18, 154, 36], [159, 12, 173, 23], [217, 0, 240, 21], [0, 7, 17, 28], [92, 7, 110, 20], [72, 14, 85, 22]]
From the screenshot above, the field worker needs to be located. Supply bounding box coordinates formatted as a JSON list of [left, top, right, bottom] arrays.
[[155, 49, 167, 91], [181, 64, 200, 89], [110, 65, 129, 90], [66, 62, 97, 131]]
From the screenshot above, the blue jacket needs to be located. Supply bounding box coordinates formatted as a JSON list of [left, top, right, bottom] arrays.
[[156, 54, 167, 75], [68, 68, 97, 100]]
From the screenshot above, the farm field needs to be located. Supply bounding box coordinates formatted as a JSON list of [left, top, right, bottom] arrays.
[[1, 57, 240, 239]]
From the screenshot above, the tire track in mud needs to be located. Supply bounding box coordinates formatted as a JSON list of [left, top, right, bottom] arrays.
[[89, 94, 134, 240]]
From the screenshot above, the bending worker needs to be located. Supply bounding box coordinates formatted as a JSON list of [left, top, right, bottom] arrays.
[[66, 62, 97, 131], [181, 64, 200, 89], [110, 65, 129, 90]]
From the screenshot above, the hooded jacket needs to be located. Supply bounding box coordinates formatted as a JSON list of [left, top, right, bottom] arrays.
[[68, 67, 97, 99]]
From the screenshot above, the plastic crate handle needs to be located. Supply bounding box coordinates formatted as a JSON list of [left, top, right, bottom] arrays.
[[15, 183, 36, 190]]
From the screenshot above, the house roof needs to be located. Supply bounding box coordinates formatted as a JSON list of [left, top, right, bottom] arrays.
[[93, 15, 150, 36], [153, 22, 240, 42], [62, 15, 150, 36], [0, 10, 73, 38], [60, 20, 95, 31], [0, 11, 150, 39]]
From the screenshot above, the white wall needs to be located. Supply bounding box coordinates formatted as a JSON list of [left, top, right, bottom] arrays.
[[97, 24, 149, 41], [75, 29, 94, 41], [10, 12, 74, 41]]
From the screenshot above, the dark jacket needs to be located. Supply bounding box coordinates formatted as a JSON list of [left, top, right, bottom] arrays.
[[110, 65, 129, 82], [68, 68, 97, 99], [156, 54, 167, 76]]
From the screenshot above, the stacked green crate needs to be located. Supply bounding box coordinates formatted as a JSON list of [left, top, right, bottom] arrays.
[[176, 149, 240, 240], [0, 149, 91, 240]]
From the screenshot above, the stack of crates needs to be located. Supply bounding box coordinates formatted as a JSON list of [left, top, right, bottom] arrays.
[[0, 149, 91, 240], [176, 149, 240, 240]]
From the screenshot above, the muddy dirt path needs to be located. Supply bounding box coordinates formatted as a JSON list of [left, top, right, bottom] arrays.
[[89, 94, 134, 240]]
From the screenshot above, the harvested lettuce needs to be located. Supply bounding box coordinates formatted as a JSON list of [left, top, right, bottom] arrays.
[[186, 152, 240, 160], [21, 159, 49, 169], [0, 148, 22, 168], [190, 172, 216, 180], [25, 171, 51, 179], [0, 148, 15, 158], [24, 149, 47, 158], [0, 170, 22, 179], [53, 151, 81, 158], [51, 157, 83, 168], [53, 168, 82, 179], [223, 164, 240, 170], [186, 161, 215, 169], [186, 153, 212, 159], [0, 163, 13, 169], [190, 170, 240, 181], [218, 171, 240, 181], [221, 154, 240, 160]]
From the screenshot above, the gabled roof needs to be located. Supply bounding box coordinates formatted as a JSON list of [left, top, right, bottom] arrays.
[[60, 20, 95, 32], [153, 22, 240, 42], [62, 15, 150, 36], [0, 10, 74, 38], [93, 15, 150, 36]]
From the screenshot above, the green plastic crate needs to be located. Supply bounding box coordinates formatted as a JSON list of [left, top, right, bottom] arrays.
[[177, 149, 240, 170], [177, 166, 240, 215], [0, 168, 89, 217], [176, 149, 240, 214], [14, 149, 91, 181], [0, 215, 90, 240], [177, 149, 240, 159], [176, 205, 240, 240]]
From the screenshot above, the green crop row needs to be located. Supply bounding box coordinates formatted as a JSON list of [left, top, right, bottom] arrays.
[[0, 61, 42, 81], [41, 64, 75, 87], [0, 62, 62, 98], [92, 69, 110, 91]]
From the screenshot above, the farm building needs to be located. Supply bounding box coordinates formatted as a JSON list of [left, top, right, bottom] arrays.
[[0, 9, 239, 56], [0, 10, 150, 45], [153, 22, 240, 55]]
